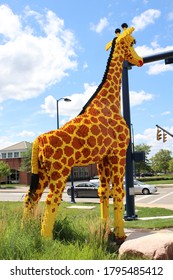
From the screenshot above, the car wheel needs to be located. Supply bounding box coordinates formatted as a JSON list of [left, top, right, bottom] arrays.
[[142, 188, 150, 195]]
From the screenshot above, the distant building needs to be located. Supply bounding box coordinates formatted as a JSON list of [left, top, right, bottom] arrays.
[[0, 141, 31, 185], [0, 141, 98, 184]]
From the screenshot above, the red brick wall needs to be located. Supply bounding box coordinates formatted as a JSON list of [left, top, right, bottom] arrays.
[[0, 158, 30, 185]]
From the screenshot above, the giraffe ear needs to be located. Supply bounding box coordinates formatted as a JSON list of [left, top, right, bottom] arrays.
[[105, 40, 112, 51], [116, 27, 135, 43]]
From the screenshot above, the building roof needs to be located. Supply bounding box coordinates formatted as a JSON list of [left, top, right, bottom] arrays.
[[0, 141, 31, 152]]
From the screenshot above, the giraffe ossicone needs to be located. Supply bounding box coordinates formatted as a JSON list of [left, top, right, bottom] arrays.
[[22, 25, 143, 242]]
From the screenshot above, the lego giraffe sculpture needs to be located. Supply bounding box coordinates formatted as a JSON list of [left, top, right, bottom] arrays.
[[22, 26, 143, 242]]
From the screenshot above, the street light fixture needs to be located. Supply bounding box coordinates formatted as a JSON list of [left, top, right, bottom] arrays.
[[57, 97, 71, 129]]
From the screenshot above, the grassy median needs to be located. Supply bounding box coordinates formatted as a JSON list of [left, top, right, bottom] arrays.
[[0, 201, 173, 260]]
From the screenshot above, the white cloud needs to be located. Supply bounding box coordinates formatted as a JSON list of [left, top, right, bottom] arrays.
[[0, 5, 77, 103], [16, 130, 35, 138], [130, 90, 153, 106], [0, 4, 22, 40], [161, 111, 171, 116], [0, 136, 15, 150], [132, 9, 161, 31], [136, 44, 173, 57], [147, 62, 173, 75], [40, 95, 57, 117], [40, 83, 97, 120], [90, 17, 109, 33], [83, 62, 88, 70]]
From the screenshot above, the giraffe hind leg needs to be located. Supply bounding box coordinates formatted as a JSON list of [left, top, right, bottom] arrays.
[[97, 157, 112, 234], [21, 169, 48, 227]]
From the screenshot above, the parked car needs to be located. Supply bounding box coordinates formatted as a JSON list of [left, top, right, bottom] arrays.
[[140, 172, 154, 177], [90, 175, 99, 179], [67, 181, 100, 198], [133, 179, 157, 195], [89, 178, 100, 184]]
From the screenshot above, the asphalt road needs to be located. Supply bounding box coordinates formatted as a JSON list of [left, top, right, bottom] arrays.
[[0, 185, 173, 210]]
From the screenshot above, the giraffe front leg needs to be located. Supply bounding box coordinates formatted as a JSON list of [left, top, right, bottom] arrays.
[[110, 155, 126, 243], [112, 189, 126, 242]]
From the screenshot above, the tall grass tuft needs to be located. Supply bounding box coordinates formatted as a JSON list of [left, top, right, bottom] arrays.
[[0, 202, 119, 260]]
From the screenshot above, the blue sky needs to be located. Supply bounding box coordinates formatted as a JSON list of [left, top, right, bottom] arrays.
[[0, 0, 173, 158]]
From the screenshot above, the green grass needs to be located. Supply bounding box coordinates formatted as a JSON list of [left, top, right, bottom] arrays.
[[0, 201, 173, 260], [145, 179, 173, 185]]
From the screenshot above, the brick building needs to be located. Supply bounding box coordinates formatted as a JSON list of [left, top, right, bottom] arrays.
[[0, 141, 31, 185], [0, 141, 98, 184]]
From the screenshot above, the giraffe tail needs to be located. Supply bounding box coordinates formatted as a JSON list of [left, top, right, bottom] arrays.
[[30, 138, 39, 194]]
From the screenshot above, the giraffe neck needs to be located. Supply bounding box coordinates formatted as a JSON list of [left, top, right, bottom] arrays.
[[80, 37, 124, 115]]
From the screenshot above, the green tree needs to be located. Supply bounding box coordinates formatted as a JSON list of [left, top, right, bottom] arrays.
[[0, 161, 10, 185], [150, 149, 172, 174], [20, 145, 32, 173], [134, 144, 151, 176], [168, 158, 173, 173]]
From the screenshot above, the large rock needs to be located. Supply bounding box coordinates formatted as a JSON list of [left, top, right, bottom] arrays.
[[119, 229, 173, 260]]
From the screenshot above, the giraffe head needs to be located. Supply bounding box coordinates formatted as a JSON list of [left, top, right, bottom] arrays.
[[116, 26, 143, 67]]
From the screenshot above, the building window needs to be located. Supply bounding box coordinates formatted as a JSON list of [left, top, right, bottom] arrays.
[[2, 153, 6, 159], [8, 169, 19, 184], [14, 152, 19, 158], [8, 152, 13, 158], [73, 167, 89, 179]]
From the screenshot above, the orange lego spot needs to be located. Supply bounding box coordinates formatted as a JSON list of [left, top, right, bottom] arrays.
[[45, 145, 54, 158], [64, 146, 73, 157], [76, 125, 89, 138], [61, 157, 67, 165], [119, 149, 126, 157], [51, 172, 60, 180], [90, 116, 98, 123], [49, 184, 55, 192], [62, 167, 70, 176], [53, 148, 63, 160], [75, 151, 81, 160], [49, 135, 63, 147], [53, 161, 62, 170], [65, 125, 76, 135], [87, 136, 96, 147], [68, 157, 74, 166], [104, 137, 112, 146], [72, 137, 85, 149], [59, 131, 72, 143], [82, 147, 91, 158], [91, 125, 101, 135], [118, 133, 126, 141], [54, 198, 59, 204]]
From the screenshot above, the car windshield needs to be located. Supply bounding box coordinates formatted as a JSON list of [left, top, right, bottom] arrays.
[[134, 180, 145, 185]]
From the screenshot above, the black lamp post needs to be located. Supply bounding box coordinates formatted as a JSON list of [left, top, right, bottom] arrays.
[[57, 98, 71, 129], [56, 97, 76, 203]]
